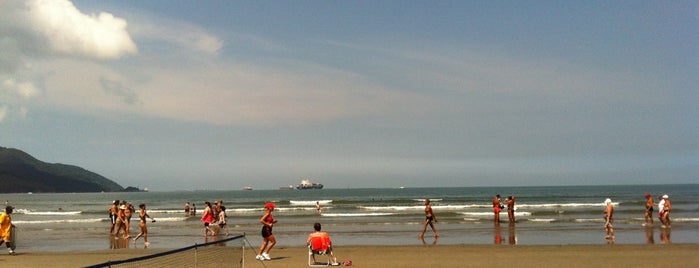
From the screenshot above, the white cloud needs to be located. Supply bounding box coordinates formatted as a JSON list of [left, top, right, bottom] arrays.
[[2, 79, 39, 99], [128, 15, 222, 55], [0, 0, 137, 60]]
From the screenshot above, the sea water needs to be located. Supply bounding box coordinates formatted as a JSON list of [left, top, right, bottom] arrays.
[[3, 184, 698, 252]]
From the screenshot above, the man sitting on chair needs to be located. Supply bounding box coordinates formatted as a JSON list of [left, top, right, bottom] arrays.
[[307, 222, 339, 265]]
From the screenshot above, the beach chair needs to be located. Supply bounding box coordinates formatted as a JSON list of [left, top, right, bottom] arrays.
[[308, 233, 332, 267]]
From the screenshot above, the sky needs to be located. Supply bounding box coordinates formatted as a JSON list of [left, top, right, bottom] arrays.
[[1, 0, 697, 191]]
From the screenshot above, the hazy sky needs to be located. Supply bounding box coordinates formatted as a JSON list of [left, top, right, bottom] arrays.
[[1, 0, 697, 190]]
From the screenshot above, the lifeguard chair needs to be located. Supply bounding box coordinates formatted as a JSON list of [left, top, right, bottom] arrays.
[[308, 232, 333, 267]]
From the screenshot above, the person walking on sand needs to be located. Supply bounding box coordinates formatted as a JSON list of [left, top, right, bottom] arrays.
[[493, 194, 503, 224], [133, 204, 155, 246], [419, 199, 439, 239], [0, 206, 15, 254], [505, 196, 516, 224], [604, 198, 615, 240], [643, 193, 654, 227], [256, 202, 278, 261], [201, 201, 215, 237]]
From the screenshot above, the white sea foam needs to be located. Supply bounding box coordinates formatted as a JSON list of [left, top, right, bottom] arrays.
[[459, 211, 532, 217], [516, 202, 620, 208], [289, 200, 333, 206], [14, 218, 103, 224], [15, 209, 82, 215], [673, 218, 699, 222], [359, 204, 483, 211], [322, 212, 395, 217], [412, 199, 443, 202], [528, 218, 556, 223]]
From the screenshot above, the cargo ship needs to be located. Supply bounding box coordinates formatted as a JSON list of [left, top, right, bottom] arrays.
[[296, 179, 323, 190]]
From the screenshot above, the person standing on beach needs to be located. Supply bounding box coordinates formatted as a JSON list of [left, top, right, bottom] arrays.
[[661, 195, 671, 228], [0, 206, 15, 254], [184, 202, 191, 217], [124, 202, 134, 238], [419, 199, 439, 239], [657, 195, 666, 226], [256, 202, 278, 261], [505, 196, 516, 224], [201, 201, 215, 237], [114, 203, 128, 238], [217, 205, 230, 236], [133, 204, 155, 246], [643, 193, 654, 227], [604, 198, 614, 240], [109, 200, 119, 234], [493, 194, 502, 224], [316, 201, 322, 216]]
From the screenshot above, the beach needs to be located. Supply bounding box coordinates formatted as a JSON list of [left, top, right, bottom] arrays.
[[2, 244, 698, 267]]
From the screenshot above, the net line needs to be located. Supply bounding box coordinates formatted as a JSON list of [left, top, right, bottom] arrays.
[[85, 234, 265, 268]]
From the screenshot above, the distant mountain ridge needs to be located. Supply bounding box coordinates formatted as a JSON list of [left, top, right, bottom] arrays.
[[0, 147, 124, 193]]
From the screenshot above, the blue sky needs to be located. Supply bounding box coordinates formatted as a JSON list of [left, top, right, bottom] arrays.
[[1, 1, 696, 190]]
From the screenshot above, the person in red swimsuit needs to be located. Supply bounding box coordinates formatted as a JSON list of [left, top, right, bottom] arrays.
[[493, 194, 502, 224], [256, 202, 278, 261], [201, 201, 214, 237]]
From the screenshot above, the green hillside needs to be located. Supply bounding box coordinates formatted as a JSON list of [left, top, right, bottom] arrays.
[[0, 147, 124, 193]]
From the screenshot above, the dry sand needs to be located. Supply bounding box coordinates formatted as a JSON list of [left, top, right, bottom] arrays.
[[1, 244, 698, 267]]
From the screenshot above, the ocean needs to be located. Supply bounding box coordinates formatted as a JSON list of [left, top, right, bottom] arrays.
[[3, 184, 698, 252]]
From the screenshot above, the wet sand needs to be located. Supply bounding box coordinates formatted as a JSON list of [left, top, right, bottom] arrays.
[[1, 244, 698, 267]]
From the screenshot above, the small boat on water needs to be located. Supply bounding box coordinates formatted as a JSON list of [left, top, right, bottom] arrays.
[[296, 179, 323, 190], [242, 186, 253, 191], [279, 185, 295, 190]]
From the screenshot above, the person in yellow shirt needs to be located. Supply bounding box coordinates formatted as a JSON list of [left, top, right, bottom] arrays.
[[0, 205, 15, 255]]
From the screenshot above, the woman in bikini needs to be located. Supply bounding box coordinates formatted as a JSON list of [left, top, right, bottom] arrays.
[[419, 199, 439, 239], [133, 203, 155, 246]]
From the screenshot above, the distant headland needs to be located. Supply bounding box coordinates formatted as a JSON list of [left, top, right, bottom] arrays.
[[0, 147, 138, 193]]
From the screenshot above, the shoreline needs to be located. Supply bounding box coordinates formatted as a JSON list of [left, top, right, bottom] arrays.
[[2, 244, 698, 267]]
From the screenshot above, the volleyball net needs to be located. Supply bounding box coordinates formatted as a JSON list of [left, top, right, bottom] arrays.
[[85, 234, 263, 268]]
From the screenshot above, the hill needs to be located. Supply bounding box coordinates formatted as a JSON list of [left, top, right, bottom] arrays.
[[0, 147, 124, 193]]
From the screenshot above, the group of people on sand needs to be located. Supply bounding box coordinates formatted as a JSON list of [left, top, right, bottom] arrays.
[[198, 200, 230, 237], [109, 200, 155, 246]]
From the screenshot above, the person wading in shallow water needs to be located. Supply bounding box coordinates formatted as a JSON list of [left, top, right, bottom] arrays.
[[604, 198, 615, 240], [493, 194, 503, 224]]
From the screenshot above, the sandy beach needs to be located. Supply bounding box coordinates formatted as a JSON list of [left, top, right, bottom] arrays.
[[2, 244, 698, 268]]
